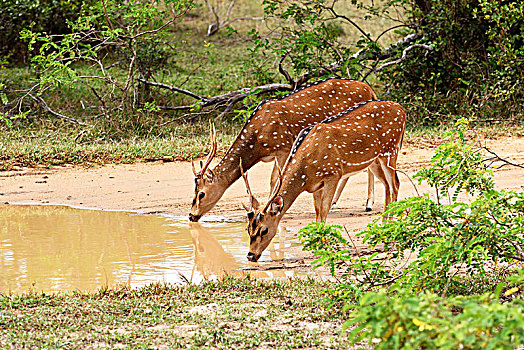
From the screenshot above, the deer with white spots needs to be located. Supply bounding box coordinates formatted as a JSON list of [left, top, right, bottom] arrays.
[[241, 100, 407, 262], [189, 78, 378, 222]]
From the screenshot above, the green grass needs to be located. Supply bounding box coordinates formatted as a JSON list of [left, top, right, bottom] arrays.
[[0, 277, 354, 349], [0, 121, 237, 170], [1, 120, 522, 171]]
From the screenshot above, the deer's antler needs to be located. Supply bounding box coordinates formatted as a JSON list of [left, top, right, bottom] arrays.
[[199, 121, 217, 177], [239, 159, 259, 211], [263, 159, 284, 213]]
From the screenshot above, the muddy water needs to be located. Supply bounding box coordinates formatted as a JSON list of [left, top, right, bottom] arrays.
[[0, 205, 299, 294]]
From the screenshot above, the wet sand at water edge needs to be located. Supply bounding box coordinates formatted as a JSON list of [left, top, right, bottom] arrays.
[[1, 136, 523, 271]]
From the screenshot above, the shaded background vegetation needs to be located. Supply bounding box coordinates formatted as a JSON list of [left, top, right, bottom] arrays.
[[0, 0, 522, 169]]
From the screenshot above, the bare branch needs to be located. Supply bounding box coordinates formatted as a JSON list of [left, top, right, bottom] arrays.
[[278, 53, 295, 87], [205, 0, 262, 36], [373, 44, 434, 73], [217, 94, 245, 119], [221, 15, 264, 28], [375, 24, 409, 44], [155, 104, 194, 111], [121, 40, 137, 109], [223, 0, 237, 25], [137, 78, 206, 101], [101, 0, 114, 31], [139, 78, 291, 111], [321, 4, 373, 42], [28, 94, 90, 126], [130, 7, 191, 40], [481, 146, 524, 170]]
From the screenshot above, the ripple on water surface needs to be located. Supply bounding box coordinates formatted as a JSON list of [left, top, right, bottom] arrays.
[[0, 204, 298, 294]]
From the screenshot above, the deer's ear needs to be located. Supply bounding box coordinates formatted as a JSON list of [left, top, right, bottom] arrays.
[[192, 160, 198, 176], [206, 169, 217, 183], [269, 196, 284, 216], [247, 211, 255, 220]]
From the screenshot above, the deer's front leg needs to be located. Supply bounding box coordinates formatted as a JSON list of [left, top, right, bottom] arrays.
[[317, 177, 340, 222], [331, 177, 348, 206], [313, 190, 323, 221]]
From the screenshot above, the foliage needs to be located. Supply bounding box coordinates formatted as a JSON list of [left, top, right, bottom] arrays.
[[347, 280, 524, 349], [381, 0, 524, 124], [1, 0, 195, 135], [249, 0, 387, 81], [0, 0, 93, 62], [299, 222, 352, 276], [298, 119, 524, 348], [247, 0, 524, 124]]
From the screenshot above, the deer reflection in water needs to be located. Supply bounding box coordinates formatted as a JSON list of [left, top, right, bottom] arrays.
[[188, 223, 287, 281]]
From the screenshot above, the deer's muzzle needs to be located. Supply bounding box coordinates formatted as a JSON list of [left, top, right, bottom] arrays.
[[188, 213, 201, 222], [246, 252, 261, 262]]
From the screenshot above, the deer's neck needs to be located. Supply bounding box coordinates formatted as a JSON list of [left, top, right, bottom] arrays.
[[275, 165, 308, 216], [213, 131, 259, 186]]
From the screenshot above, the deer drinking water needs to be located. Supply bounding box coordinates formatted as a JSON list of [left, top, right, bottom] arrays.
[[189, 78, 377, 222], [241, 100, 407, 262]]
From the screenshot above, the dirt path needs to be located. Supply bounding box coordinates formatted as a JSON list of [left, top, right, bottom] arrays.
[[1, 136, 523, 262]]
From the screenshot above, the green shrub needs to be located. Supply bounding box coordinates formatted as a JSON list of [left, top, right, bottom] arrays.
[[347, 283, 524, 349], [298, 118, 524, 348], [251, 0, 524, 124]]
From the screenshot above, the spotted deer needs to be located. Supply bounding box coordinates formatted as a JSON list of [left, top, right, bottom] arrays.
[[241, 100, 407, 262], [189, 78, 377, 222]]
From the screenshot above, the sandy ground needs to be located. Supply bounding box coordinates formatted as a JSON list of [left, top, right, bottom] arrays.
[[1, 135, 523, 265]]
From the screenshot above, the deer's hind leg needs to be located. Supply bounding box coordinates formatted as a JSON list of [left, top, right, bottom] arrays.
[[332, 170, 375, 212], [313, 190, 323, 222], [331, 177, 348, 206], [368, 160, 390, 212], [377, 155, 400, 209], [365, 169, 375, 212]]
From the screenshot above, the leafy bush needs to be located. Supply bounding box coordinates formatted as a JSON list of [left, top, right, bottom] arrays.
[[1, 0, 196, 134], [298, 119, 524, 348], [348, 283, 524, 349], [250, 0, 524, 124]]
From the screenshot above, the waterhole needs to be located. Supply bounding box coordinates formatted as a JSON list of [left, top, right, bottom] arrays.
[[0, 204, 302, 294]]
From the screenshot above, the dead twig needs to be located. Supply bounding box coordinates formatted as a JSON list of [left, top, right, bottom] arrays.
[[481, 146, 524, 170]]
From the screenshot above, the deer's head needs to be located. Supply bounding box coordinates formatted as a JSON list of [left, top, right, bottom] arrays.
[[189, 123, 222, 222], [241, 161, 284, 262]]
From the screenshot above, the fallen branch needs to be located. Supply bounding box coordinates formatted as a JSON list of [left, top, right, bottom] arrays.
[[137, 78, 206, 101], [139, 79, 291, 112], [142, 33, 428, 114]]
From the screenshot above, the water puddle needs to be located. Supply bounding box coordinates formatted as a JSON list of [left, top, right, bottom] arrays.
[[0, 204, 305, 294]]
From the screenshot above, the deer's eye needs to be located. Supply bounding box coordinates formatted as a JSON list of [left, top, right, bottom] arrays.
[[198, 192, 205, 200], [261, 227, 269, 236]]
